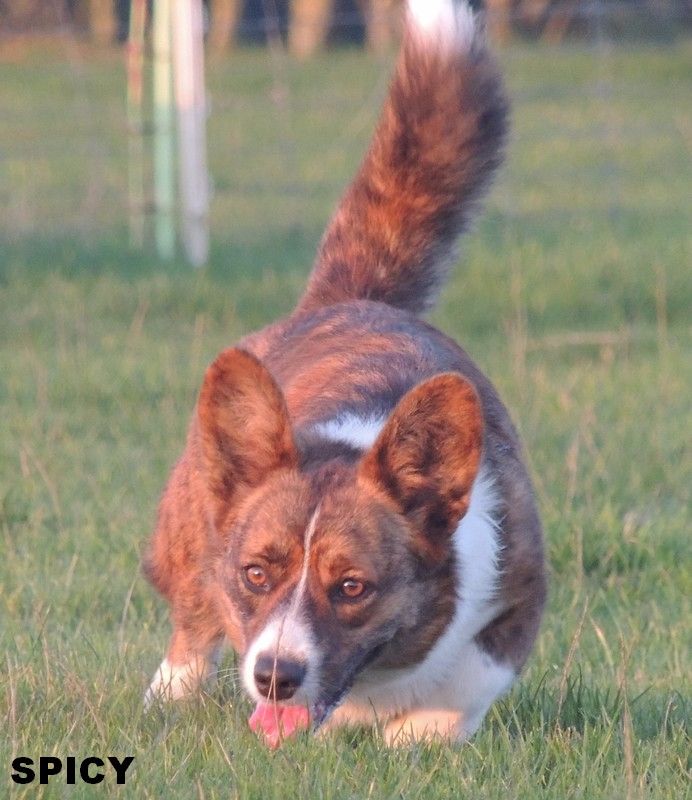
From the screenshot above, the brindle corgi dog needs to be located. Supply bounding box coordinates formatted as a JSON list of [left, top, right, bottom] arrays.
[[144, 0, 546, 747]]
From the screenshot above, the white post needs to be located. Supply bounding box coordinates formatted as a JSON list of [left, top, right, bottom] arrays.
[[153, 0, 176, 260], [172, 0, 210, 268]]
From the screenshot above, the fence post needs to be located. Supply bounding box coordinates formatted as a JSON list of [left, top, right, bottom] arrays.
[[127, 0, 147, 248], [209, 0, 244, 55], [364, 0, 399, 54], [85, 0, 117, 44], [289, 0, 333, 59], [153, 0, 176, 260], [486, 0, 513, 44], [172, 0, 210, 267]]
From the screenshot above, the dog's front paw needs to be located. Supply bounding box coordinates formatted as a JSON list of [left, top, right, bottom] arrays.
[[144, 657, 217, 708]]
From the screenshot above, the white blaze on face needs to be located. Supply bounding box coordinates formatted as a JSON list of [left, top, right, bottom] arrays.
[[243, 413, 387, 704], [242, 507, 322, 704]]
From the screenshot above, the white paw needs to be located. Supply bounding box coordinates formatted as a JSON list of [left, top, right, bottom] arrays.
[[144, 657, 216, 707]]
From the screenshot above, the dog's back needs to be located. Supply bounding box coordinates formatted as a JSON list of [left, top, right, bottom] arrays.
[[145, 0, 546, 746]]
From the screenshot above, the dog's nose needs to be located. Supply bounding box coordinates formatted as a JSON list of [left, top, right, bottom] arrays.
[[254, 655, 306, 700]]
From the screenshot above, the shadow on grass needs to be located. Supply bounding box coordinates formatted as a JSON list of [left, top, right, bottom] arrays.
[[497, 670, 689, 741], [0, 226, 319, 288]]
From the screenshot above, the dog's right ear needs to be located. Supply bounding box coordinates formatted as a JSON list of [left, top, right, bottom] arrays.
[[197, 348, 297, 515]]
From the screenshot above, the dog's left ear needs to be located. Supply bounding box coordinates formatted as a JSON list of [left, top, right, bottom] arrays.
[[359, 373, 483, 563]]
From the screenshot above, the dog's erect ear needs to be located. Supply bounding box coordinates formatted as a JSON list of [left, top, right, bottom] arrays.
[[197, 348, 297, 510], [359, 374, 483, 563]]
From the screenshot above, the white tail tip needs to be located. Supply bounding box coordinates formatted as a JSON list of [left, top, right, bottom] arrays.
[[408, 0, 477, 51]]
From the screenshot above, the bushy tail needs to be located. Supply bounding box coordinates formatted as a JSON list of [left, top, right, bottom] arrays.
[[297, 0, 508, 316]]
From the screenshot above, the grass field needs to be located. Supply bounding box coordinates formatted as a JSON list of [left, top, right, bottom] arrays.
[[1, 36, 690, 798]]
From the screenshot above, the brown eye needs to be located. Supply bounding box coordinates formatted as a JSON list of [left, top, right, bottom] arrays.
[[340, 579, 365, 599], [244, 565, 269, 591]]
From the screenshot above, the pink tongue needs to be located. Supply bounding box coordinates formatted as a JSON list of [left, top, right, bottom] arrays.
[[248, 703, 310, 749]]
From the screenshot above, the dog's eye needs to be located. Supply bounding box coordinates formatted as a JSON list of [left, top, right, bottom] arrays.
[[244, 565, 269, 591], [339, 579, 365, 599]]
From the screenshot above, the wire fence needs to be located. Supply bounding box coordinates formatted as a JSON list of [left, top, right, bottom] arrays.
[[2, 1, 689, 41], [0, 2, 690, 267]]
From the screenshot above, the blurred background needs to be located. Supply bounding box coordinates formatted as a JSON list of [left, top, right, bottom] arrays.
[[2, 1, 692, 46], [1, 0, 690, 281]]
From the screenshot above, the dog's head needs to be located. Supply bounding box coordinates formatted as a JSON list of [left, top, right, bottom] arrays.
[[198, 348, 483, 726]]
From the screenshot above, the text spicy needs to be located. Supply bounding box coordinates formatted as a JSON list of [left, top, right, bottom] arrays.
[[11, 756, 134, 785]]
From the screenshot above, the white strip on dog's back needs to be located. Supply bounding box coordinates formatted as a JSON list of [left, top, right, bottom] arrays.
[[408, 0, 478, 51], [313, 415, 386, 451]]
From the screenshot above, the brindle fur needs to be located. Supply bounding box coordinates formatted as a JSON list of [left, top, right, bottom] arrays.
[[144, 1, 546, 724]]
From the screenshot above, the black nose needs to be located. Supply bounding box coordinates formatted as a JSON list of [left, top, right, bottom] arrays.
[[254, 655, 306, 701]]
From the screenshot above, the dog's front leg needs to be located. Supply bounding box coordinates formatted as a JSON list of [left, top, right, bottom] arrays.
[[145, 626, 223, 707]]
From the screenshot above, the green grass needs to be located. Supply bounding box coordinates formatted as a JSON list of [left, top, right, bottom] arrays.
[[1, 37, 691, 798]]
